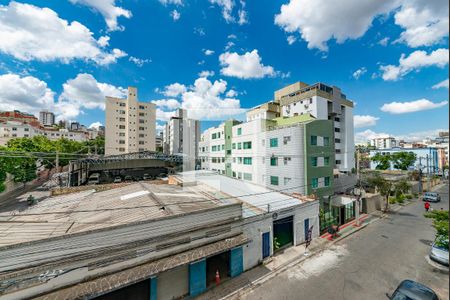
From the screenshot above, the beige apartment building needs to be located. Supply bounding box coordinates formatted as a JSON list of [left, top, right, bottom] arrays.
[[105, 87, 156, 156]]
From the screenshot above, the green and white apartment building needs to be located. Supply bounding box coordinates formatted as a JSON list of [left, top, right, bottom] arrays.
[[198, 81, 356, 229]]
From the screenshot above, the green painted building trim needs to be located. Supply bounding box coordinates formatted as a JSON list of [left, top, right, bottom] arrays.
[[224, 119, 240, 177], [303, 119, 334, 199], [273, 113, 315, 126]]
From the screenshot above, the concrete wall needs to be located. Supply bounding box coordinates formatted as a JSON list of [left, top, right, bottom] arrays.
[[157, 265, 189, 300], [242, 201, 320, 271]]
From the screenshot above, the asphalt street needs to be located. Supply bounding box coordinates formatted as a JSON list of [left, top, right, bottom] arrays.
[[237, 184, 449, 300]]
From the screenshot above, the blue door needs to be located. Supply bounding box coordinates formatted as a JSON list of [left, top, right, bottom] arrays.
[[149, 277, 157, 300], [304, 218, 310, 241], [262, 232, 270, 259], [229, 247, 243, 277], [189, 259, 206, 296]]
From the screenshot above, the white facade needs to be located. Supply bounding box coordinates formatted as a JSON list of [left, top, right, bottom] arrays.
[[0, 121, 42, 145], [163, 109, 200, 170], [105, 87, 156, 156], [370, 137, 397, 149], [277, 83, 355, 173], [0, 121, 89, 145], [39, 111, 55, 126]]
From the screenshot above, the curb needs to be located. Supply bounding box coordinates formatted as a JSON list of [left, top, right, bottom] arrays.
[[220, 215, 381, 300]]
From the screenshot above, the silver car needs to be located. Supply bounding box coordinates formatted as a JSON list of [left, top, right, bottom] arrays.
[[429, 238, 449, 266], [422, 192, 441, 203]]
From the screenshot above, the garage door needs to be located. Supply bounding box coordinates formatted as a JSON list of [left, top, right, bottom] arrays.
[[157, 265, 188, 300], [273, 215, 294, 252]]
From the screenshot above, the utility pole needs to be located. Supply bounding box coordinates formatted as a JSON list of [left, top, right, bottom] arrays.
[[55, 151, 59, 171], [426, 154, 430, 192], [354, 148, 361, 226], [418, 157, 423, 195]]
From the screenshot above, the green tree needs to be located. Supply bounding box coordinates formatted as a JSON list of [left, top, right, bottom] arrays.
[[425, 210, 449, 247], [367, 174, 392, 211], [371, 153, 391, 170], [394, 179, 411, 198], [391, 151, 417, 170]]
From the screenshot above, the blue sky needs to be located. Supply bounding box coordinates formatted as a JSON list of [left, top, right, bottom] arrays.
[[0, 0, 448, 142]]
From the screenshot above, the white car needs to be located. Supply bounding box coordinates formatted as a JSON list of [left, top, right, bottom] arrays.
[[430, 238, 449, 266]]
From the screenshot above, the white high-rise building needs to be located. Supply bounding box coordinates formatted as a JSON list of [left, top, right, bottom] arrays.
[[163, 109, 200, 170], [370, 137, 397, 149], [39, 111, 55, 126], [275, 82, 355, 173], [105, 87, 156, 156]]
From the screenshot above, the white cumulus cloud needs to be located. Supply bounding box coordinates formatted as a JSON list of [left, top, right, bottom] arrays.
[[198, 70, 215, 77], [355, 129, 390, 144], [170, 9, 181, 21], [380, 98, 448, 114], [161, 83, 187, 97], [56, 73, 127, 120], [352, 67, 367, 79], [219, 49, 276, 79], [394, 0, 449, 48], [354, 115, 379, 128], [204, 49, 215, 56], [129, 56, 151, 67], [274, 0, 397, 51], [152, 99, 181, 110], [0, 2, 127, 65], [0, 74, 55, 116], [68, 0, 132, 31], [209, 0, 248, 25], [89, 121, 103, 129], [380, 48, 449, 81], [432, 79, 449, 89], [159, 0, 183, 5]]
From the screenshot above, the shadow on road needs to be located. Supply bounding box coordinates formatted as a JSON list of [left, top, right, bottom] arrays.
[[419, 239, 433, 246]]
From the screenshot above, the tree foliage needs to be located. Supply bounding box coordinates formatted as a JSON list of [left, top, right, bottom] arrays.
[[371, 153, 391, 170], [0, 135, 105, 189], [391, 151, 417, 170], [425, 210, 449, 243]]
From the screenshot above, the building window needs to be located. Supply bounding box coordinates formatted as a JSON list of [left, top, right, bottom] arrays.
[[212, 145, 217, 151], [119, 110, 126, 114], [120, 103, 126, 107], [139, 105, 145, 109], [139, 112, 145, 116], [237, 143, 242, 150], [335, 138, 341, 143], [119, 148, 125, 152], [311, 178, 319, 189], [139, 119, 145, 124], [284, 157, 291, 165], [270, 157, 278, 166], [284, 177, 292, 185], [243, 157, 252, 165], [119, 140, 125, 144], [324, 157, 330, 166], [243, 173, 252, 181], [139, 134, 145, 138], [24, 128, 29, 132], [139, 141, 145, 145], [238, 157, 243, 164], [119, 125, 126, 129], [334, 127, 340, 133], [243, 141, 252, 149], [283, 136, 291, 145], [269, 138, 278, 147], [270, 176, 279, 186], [324, 137, 330, 146], [336, 160, 341, 165], [212, 133, 217, 139], [311, 157, 318, 167], [334, 117, 340, 122], [12, 127, 17, 131], [237, 128, 242, 135], [336, 149, 341, 154], [324, 176, 330, 187], [232, 143, 236, 149], [119, 117, 125, 121], [310, 136, 317, 145]]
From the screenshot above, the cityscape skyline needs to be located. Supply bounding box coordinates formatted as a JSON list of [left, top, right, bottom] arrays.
[[0, 0, 448, 145]]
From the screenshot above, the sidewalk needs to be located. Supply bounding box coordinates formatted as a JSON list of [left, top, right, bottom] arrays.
[[193, 212, 381, 300]]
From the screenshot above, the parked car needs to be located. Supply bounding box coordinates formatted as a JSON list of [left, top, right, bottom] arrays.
[[113, 176, 122, 183], [87, 173, 100, 185], [143, 173, 153, 180], [430, 237, 449, 266], [124, 175, 133, 181], [422, 192, 441, 203], [387, 280, 439, 300]]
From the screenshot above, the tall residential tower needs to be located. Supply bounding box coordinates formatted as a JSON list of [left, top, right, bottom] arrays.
[[105, 87, 156, 156]]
